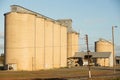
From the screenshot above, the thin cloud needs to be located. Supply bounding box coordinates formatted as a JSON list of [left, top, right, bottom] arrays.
[[0, 32, 4, 39], [82, 18, 107, 26], [115, 45, 120, 56], [116, 45, 120, 50], [0, 44, 4, 49]]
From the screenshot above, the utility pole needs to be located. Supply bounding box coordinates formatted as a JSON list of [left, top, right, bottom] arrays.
[[85, 34, 91, 79], [112, 26, 117, 74]]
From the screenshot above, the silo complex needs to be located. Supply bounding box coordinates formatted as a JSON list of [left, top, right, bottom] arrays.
[[4, 5, 78, 71], [95, 39, 113, 67]]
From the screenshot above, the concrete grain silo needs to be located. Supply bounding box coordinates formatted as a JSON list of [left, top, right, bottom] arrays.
[[95, 38, 113, 67], [5, 12, 36, 71], [60, 25, 67, 67], [67, 32, 79, 57], [57, 19, 79, 58], [53, 22, 61, 68], [35, 17, 45, 70], [44, 20, 53, 69]]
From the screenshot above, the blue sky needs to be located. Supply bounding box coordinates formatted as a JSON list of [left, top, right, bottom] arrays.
[[0, 0, 120, 55]]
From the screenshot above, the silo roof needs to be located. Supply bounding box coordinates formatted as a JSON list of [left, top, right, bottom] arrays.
[[67, 27, 79, 34], [10, 5, 55, 21], [5, 5, 68, 27], [95, 38, 112, 44]]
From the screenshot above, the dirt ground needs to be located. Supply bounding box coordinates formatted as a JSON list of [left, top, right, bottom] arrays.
[[0, 66, 120, 80]]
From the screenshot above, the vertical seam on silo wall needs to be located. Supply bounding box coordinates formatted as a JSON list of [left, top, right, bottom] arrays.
[[52, 22, 54, 68], [34, 16, 36, 70]]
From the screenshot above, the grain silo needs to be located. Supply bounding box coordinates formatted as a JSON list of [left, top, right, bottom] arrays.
[[4, 5, 79, 71], [57, 19, 79, 58], [5, 11, 36, 71], [60, 25, 67, 67], [44, 20, 53, 69], [53, 22, 61, 68], [67, 32, 79, 57], [35, 17, 45, 70], [95, 38, 113, 67]]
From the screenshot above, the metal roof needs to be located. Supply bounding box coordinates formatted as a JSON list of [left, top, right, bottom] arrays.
[[116, 56, 120, 60], [74, 52, 111, 58]]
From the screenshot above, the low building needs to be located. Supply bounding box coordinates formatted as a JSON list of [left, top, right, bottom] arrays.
[[116, 56, 120, 65], [67, 52, 112, 67]]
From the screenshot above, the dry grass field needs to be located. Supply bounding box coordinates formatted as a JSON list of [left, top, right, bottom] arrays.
[[0, 66, 120, 80]]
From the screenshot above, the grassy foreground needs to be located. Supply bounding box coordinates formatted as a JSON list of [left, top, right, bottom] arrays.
[[0, 66, 120, 80]]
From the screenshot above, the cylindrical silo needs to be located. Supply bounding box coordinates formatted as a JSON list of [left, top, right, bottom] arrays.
[[95, 39, 113, 67], [5, 12, 35, 71], [95, 39, 113, 53], [60, 25, 67, 67], [53, 22, 61, 68], [67, 32, 79, 58], [67, 33, 72, 58], [72, 32, 79, 56], [44, 20, 53, 69], [35, 17, 45, 70]]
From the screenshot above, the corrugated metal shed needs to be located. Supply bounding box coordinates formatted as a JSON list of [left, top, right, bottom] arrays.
[[74, 52, 111, 58]]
